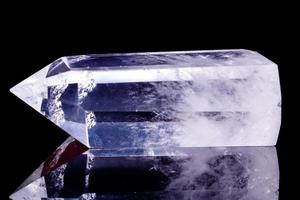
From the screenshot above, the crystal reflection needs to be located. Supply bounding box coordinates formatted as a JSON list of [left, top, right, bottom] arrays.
[[10, 145, 279, 200]]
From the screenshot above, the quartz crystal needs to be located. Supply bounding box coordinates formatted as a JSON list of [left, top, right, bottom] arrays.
[[10, 138, 279, 200], [10, 50, 281, 147], [10, 50, 281, 199]]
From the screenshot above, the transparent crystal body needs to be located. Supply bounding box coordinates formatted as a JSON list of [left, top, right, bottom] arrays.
[[10, 49, 281, 147], [9, 50, 281, 199]]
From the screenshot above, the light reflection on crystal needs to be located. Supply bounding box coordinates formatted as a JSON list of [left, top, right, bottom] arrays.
[[10, 146, 279, 199], [11, 137, 88, 198]]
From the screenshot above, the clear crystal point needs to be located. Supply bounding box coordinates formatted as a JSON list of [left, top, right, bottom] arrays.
[[10, 49, 281, 148], [10, 49, 281, 200]]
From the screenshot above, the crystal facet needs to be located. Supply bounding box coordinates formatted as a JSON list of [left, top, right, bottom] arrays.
[[10, 50, 281, 147], [10, 145, 279, 199]]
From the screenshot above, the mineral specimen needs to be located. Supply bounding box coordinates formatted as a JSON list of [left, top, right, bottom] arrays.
[[10, 50, 281, 199], [10, 50, 281, 147]]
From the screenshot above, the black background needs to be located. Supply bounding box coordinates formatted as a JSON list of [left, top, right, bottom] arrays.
[[1, 3, 298, 199]]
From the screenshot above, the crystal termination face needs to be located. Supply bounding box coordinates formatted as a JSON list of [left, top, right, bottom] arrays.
[[10, 49, 281, 148]]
